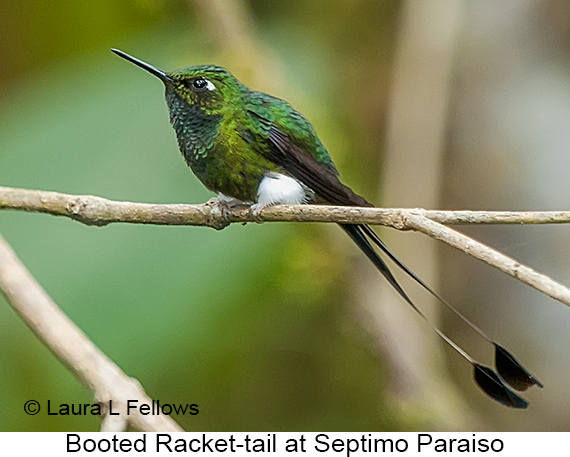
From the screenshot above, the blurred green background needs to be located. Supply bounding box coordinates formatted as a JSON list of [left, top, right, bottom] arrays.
[[2, 0, 570, 432]]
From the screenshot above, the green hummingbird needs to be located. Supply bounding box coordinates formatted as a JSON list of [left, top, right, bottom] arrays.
[[112, 49, 542, 408]]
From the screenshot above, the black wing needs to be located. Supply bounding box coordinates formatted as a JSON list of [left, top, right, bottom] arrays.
[[265, 125, 371, 207]]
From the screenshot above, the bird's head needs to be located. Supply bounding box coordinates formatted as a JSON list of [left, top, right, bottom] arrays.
[[111, 49, 241, 115]]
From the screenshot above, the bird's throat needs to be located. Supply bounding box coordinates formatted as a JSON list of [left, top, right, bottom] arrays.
[[166, 91, 222, 165]]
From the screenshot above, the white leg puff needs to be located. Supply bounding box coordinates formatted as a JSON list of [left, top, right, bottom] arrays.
[[251, 172, 311, 216]]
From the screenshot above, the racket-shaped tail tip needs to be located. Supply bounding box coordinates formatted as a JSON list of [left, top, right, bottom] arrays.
[[473, 363, 529, 409], [495, 344, 543, 391]]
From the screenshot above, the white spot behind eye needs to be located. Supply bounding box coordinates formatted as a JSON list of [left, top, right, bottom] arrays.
[[205, 80, 216, 91]]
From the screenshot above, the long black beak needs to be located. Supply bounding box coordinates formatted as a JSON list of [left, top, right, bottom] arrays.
[[111, 49, 173, 83]]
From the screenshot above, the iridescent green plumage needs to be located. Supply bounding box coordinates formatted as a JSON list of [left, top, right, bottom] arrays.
[[112, 49, 542, 408], [165, 64, 339, 203]]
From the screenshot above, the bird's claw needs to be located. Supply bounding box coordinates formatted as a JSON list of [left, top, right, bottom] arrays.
[[250, 203, 265, 223], [217, 197, 248, 222], [221, 204, 231, 221]]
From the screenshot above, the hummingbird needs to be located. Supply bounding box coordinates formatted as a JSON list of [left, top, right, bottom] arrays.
[[112, 49, 542, 408]]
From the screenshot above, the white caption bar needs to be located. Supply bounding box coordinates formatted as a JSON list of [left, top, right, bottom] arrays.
[[0, 432, 560, 455]]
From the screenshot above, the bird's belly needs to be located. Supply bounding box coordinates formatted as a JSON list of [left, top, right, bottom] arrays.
[[188, 148, 272, 203]]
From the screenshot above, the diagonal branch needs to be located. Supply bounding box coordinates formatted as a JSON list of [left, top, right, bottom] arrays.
[[2, 185, 570, 308], [0, 233, 183, 432], [404, 213, 570, 307]]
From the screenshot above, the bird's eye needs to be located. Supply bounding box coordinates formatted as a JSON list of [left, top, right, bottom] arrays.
[[182, 77, 216, 92], [192, 78, 207, 90], [187, 77, 216, 92]]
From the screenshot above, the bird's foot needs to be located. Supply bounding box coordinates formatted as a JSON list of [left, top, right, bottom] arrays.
[[250, 203, 267, 223], [216, 196, 249, 221]]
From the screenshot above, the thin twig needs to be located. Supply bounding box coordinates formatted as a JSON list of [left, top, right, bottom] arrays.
[[2, 186, 570, 227], [0, 234, 183, 432], [1, 185, 570, 308]]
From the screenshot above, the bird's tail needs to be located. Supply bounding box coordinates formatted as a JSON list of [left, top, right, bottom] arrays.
[[341, 223, 542, 408]]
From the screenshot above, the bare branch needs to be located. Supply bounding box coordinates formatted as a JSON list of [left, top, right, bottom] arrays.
[[100, 414, 128, 433], [2, 185, 570, 308], [2, 186, 570, 227], [404, 213, 570, 307], [0, 233, 183, 432]]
